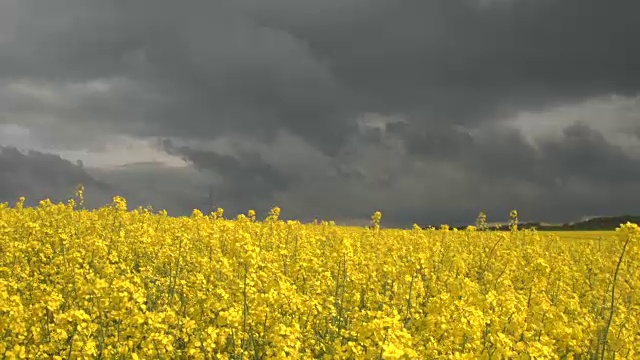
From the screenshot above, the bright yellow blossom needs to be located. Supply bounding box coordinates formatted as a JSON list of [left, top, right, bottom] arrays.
[[0, 194, 637, 358]]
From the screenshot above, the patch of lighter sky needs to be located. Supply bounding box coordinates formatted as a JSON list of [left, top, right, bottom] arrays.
[[507, 94, 640, 159], [0, 124, 188, 169], [6, 77, 132, 104], [0, 75, 190, 169], [356, 112, 407, 132], [55, 138, 189, 169]]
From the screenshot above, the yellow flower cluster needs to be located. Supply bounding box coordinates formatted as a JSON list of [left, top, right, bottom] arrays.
[[0, 195, 639, 359]]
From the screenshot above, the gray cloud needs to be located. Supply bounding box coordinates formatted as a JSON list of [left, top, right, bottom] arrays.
[[87, 162, 213, 215], [162, 138, 294, 215], [1, 0, 640, 226], [246, 0, 640, 122], [0, 145, 216, 216], [7, 0, 638, 149], [1, 0, 361, 154], [0, 146, 112, 207], [541, 122, 640, 183], [3, 0, 640, 135]]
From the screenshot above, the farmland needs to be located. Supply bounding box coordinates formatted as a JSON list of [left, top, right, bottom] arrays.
[[0, 194, 638, 359]]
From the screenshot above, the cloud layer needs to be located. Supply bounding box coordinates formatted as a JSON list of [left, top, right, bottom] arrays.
[[1, 0, 640, 226]]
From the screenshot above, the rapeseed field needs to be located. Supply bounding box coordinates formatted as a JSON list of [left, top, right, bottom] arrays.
[[1, 189, 639, 359]]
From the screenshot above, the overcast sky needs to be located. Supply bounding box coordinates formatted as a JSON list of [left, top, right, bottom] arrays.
[[1, 0, 640, 227]]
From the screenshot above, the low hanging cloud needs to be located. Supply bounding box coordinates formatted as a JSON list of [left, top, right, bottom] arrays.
[[0, 144, 215, 215], [1, 0, 640, 226], [0, 146, 112, 207], [161, 138, 295, 215]]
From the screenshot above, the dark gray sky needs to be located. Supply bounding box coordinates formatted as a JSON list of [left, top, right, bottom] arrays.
[[1, 0, 640, 226]]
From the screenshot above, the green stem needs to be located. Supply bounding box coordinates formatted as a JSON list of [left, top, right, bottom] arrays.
[[601, 232, 632, 360]]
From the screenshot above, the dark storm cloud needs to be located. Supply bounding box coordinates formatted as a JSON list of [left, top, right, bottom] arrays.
[[372, 118, 640, 225], [86, 162, 214, 215], [0, 0, 361, 154], [414, 119, 640, 183], [162, 139, 294, 215], [0, 145, 212, 215], [4, 0, 638, 149], [541, 122, 640, 184], [0, 146, 112, 207], [246, 0, 640, 123], [2, 0, 640, 226]]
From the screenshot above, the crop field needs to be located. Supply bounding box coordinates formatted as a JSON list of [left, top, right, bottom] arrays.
[[542, 232, 613, 242], [0, 193, 639, 359]]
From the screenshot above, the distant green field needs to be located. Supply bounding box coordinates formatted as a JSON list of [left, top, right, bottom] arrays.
[[541, 231, 614, 241]]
